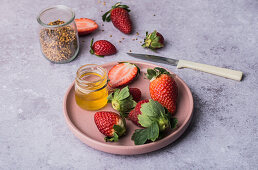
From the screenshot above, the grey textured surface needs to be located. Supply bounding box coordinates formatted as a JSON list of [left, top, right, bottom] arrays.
[[1, 0, 258, 169]]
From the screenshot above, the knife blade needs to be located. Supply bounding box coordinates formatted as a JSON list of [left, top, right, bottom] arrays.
[[127, 53, 179, 66], [127, 52, 243, 81]]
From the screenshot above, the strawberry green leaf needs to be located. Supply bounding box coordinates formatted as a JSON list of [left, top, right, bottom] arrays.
[[96, 55, 105, 57], [154, 67, 170, 75], [107, 93, 113, 102], [138, 113, 153, 127], [102, 10, 111, 22], [112, 2, 131, 12], [131, 129, 148, 145], [140, 100, 161, 117], [150, 30, 157, 40], [147, 122, 159, 141], [119, 112, 128, 118], [138, 100, 170, 131], [105, 132, 119, 142], [109, 86, 137, 113], [170, 117, 178, 130], [89, 38, 94, 54], [117, 86, 130, 100], [151, 42, 164, 49], [113, 89, 120, 99], [153, 36, 160, 42], [113, 125, 126, 136], [132, 122, 159, 145], [146, 69, 157, 80]]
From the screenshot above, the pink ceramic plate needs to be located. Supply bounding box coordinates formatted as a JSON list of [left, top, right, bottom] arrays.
[[63, 61, 193, 155]]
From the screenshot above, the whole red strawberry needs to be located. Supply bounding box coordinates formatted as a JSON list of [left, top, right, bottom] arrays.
[[90, 38, 116, 57], [128, 99, 149, 127], [131, 99, 177, 145], [142, 30, 164, 50], [102, 2, 132, 34], [146, 67, 178, 114], [129, 87, 141, 102], [94, 111, 126, 142]]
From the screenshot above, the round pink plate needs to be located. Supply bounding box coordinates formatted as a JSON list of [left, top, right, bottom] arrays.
[[63, 61, 193, 155]]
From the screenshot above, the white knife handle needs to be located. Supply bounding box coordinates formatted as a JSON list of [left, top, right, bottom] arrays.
[[177, 60, 243, 81]]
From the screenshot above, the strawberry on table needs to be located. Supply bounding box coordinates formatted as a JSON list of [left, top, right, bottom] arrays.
[[75, 18, 98, 36], [90, 38, 116, 57], [94, 111, 126, 142], [131, 99, 178, 145], [107, 86, 137, 114], [102, 2, 132, 34], [108, 62, 140, 88], [142, 30, 164, 50], [146, 67, 178, 114]]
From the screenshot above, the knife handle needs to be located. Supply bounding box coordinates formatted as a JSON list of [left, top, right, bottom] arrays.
[[177, 60, 243, 81]]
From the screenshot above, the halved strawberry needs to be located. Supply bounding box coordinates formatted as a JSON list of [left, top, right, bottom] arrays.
[[108, 62, 140, 88], [75, 18, 98, 36]]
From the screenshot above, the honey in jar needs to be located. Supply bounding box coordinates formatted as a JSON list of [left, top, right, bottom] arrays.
[[75, 64, 108, 110]]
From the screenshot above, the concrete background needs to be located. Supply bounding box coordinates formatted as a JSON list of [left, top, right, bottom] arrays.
[[1, 0, 257, 169]]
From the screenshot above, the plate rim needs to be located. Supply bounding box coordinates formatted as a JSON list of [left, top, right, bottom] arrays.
[[63, 60, 194, 155]]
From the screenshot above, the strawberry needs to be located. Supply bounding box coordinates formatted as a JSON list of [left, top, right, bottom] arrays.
[[90, 38, 116, 57], [128, 99, 149, 127], [129, 87, 141, 102], [107, 86, 137, 114], [94, 111, 126, 142], [75, 18, 98, 36], [146, 67, 178, 114], [131, 99, 178, 145], [108, 62, 140, 88], [102, 2, 132, 34], [142, 30, 164, 50]]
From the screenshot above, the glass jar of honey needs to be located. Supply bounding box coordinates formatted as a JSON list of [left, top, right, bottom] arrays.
[[75, 64, 108, 110]]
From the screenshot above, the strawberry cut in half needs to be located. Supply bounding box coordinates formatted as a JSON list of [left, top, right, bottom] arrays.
[[75, 18, 98, 36], [108, 62, 140, 88], [94, 111, 126, 142]]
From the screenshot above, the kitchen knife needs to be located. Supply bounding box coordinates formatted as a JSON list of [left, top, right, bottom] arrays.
[[127, 53, 243, 81]]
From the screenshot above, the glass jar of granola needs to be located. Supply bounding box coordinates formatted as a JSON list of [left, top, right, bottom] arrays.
[[37, 5, 79, 63]]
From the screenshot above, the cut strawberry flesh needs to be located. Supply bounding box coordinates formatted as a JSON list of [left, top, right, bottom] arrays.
[[75, 18, 98, 35], [108, 63, 139, 88]]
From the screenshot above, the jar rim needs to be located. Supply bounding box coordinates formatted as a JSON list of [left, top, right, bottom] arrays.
[[37, 5, 75, 28], [76, 64, 107, 85]]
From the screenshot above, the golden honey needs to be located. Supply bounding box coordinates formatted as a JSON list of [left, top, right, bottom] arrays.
[[75, 64, 108, 110]]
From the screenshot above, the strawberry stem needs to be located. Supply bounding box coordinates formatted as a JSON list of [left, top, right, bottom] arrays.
[[89, 38, 94, 54], [102, 2, 130, 22], [146, 67, 171, 80]]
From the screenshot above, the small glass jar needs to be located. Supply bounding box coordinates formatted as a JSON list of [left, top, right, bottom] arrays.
[[37, 5, 79, 63], [75, 64, 108, 110]]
